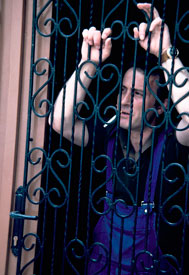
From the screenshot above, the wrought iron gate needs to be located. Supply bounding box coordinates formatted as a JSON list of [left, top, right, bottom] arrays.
[[10, 0, 189, 274]]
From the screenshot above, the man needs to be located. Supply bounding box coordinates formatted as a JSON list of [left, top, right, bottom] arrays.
[[51, 3, 189, 274]]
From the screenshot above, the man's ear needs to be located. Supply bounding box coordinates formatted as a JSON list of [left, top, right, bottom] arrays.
[[157, 98, 168, 115]]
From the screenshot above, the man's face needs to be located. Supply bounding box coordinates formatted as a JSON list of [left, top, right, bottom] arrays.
[[117, 68, 159, 131]]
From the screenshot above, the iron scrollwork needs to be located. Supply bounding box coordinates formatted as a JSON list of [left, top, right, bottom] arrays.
[[15, 0, 189, 274]]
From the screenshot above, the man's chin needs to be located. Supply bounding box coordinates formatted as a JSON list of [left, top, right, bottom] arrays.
[[119, 119, 129, 130]]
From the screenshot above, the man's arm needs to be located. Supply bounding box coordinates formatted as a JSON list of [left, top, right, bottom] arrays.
[[162, 57, 189, 146], [51, 27, 112, 146], [134, 3, 189, 146]]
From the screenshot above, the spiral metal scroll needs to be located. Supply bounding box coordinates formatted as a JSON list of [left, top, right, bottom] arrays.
[[98, 63, 120, 124], [177, 11, 189, 43], [19, 233, 41, 274], [31, 58, 53, 117], [91, 154, 113, 215], [160, 162, 187, 226], [134, 250, 180, 274], [35, 0, 79, 38], [88, 242, 109, 274], [145, 66, 170, 129], [65, 238, 87, 275], [26, 147, 69, 208], [75, 60, 97, 121], [26, 147, 48, 204]]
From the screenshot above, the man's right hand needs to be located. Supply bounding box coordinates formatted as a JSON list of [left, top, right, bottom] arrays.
[[81, 27, 112, 64], [52, 27, 112, 146]]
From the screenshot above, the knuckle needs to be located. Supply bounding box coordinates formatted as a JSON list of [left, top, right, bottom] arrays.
[[89, 26, 96, 31], [95, 30, 101, 35], [141, 22, 147, 27], [139, 22, 146, 29], [82, 29, 88, 35], [102, 28, 112, 38], [105, 27, 111, 33]]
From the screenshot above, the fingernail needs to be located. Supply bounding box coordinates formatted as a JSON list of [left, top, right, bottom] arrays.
[[140, 34, 144, 40]]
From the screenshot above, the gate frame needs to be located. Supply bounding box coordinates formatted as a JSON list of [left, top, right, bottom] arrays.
[[0, 0, 52, 274]]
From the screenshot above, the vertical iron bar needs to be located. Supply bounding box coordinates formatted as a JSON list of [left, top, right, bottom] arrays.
[[180, 159, 189, 273], [51, 208, 58, 275], [39, 0, 58, 274], [117, 218, 124, 275], [48, 0, 60, 274], [172, 3, 186, 273], [72, 0, 83, 242], [61, 1, 81, 273], [155, 0, 168, 269], [84, 0, 96, 272]]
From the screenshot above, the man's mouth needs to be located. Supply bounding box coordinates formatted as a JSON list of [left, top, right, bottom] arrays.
[[120, 111, 130, 116]]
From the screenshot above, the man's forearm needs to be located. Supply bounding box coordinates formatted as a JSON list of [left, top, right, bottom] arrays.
[[50, 27, 112, 146], [52, 61, 96, 132], [162, 57, 189, 124], [162, 56, 189, 146]]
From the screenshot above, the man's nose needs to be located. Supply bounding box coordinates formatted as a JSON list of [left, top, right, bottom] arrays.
[[121, 90, 131, 104]]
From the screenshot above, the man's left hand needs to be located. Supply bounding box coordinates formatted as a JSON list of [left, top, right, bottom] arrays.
[[133, 3, 171, 57]]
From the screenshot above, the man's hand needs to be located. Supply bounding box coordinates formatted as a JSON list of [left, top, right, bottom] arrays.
[[81, 27, 112, 64], [133, 3, 171, 57]]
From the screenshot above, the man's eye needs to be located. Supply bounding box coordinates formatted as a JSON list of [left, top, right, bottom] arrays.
[[121, 87, 127, 94], [135, 90, 143, 96]]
